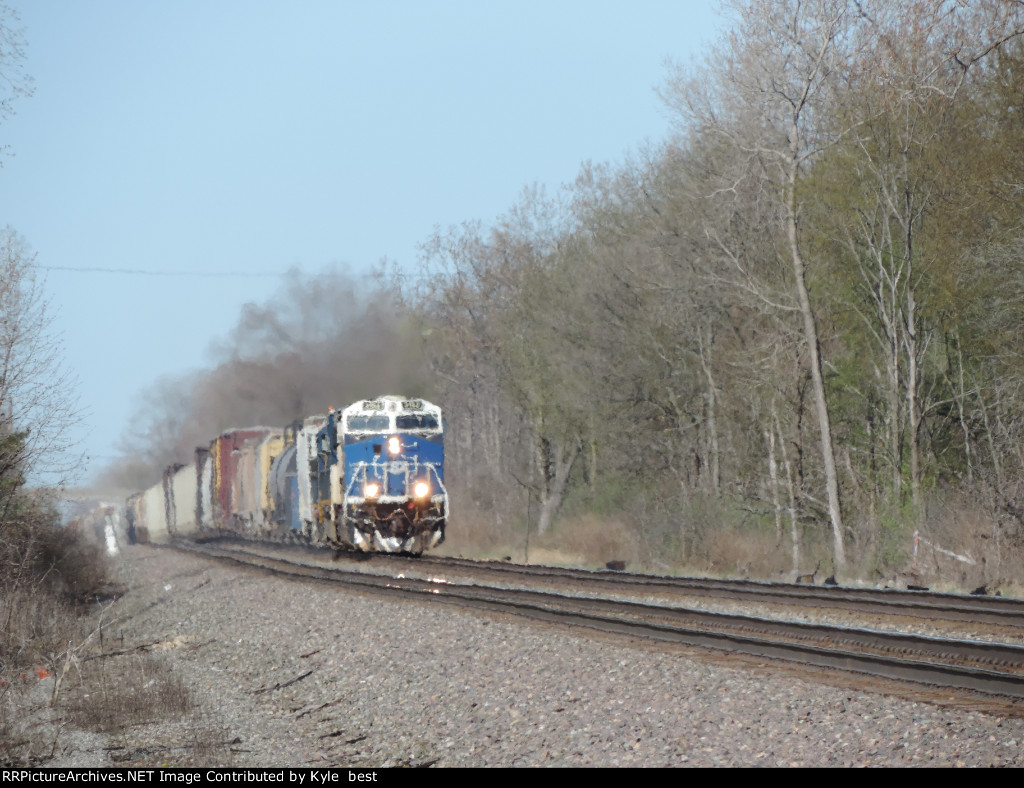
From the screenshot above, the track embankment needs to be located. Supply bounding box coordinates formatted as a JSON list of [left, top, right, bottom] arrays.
[[21, 544, 1024, 767]]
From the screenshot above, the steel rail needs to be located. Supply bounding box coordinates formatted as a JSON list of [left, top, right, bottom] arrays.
[[402, 554, 1024, 629], [177, 542, 1024, 701]]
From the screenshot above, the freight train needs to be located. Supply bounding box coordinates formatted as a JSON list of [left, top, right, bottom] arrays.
[[125, 396, 448, 554]]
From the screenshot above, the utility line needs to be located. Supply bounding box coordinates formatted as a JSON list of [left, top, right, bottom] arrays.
[[39, 265, 279, 278]]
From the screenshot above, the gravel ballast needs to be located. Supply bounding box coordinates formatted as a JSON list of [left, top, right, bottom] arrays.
[[32, 545, 1024, 767]]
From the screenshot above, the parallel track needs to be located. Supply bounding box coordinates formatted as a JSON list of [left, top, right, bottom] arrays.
[[411, 554, 1024, 629], [207, 537, 1024, 631], [174, 541, 1024, 703]]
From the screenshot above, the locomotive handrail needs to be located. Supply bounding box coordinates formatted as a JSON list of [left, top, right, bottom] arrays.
[[343, 458, 446, 502]]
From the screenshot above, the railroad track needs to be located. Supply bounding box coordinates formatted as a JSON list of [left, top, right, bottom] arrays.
[[201, 538, 1024, 634], [411, 554, 1024, 630], [174, 540, 1024, 703]]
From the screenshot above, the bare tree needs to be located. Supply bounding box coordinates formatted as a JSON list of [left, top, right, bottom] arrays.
[[806, 2, 1024, 526], [0, 2, 33, 163], [0, 229, 83, 501], [420, 187, 590, 536], [660, 0, 875, 569]]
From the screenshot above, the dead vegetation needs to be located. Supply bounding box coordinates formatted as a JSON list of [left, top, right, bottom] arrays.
[[440, 484, 1024, 594], [59, 655, 191, 734], [0, 496, 237, 767], [2, 646, 238, 767], [55, 652, 237, 768]]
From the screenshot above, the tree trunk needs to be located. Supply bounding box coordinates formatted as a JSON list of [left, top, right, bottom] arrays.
[[774, 407, 800, 575], [697, 326, 721, 493], [767, 425, 782, 545], [786, 144, 846, 570], [535, 433, 582, 536]]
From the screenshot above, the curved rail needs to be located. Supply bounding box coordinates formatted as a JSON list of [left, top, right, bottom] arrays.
[[408, 554, 1024, 628], [175, 542, 1024, 702]]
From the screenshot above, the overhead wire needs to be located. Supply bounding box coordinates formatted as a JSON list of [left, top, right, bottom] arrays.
[[38, 265, 279, 277]]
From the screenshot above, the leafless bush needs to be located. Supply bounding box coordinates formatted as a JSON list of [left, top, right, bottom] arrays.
[[0, 588, 79, 672], [1, 515, 112, 670], [0, 494, 116, 766], [1, 507, 112, 669], [30, 522, 112, 602]]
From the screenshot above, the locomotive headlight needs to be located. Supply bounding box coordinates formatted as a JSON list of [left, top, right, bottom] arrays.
[[364, 482, 380, 499], [413, 481, 430, 499], [387, 436, 401, 455]]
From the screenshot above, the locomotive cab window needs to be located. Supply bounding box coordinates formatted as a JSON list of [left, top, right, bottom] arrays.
[[396, 414, 439, 430], [346, 414, 390, 431]]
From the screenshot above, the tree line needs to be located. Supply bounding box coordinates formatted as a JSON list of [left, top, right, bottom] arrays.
[[409, 0, 1024, 579]]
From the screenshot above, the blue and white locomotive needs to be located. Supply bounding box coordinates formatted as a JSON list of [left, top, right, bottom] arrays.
[[314, 395, 448, 553], [125, 395, 448, 555]]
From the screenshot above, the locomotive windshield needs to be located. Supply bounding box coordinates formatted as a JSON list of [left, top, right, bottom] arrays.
[[346, 414, 390, 431], [396, 413, 439, 430]]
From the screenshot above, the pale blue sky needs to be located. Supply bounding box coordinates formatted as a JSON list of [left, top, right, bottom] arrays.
[[0, 1, 721, 485]]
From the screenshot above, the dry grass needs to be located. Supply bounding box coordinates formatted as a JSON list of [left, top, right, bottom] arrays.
[[904, 499, 1024, 594], [436, 498, 526, 559], [441, 493, 835, 580], [57, 652, 239, 766], [700, 526, 802, 579], [438, 486, 1024, 595], [1, 509, 119, 765], [531, 513, 640, 569], [441, 503, 642, 569], [59, 655, 191, 734], [0, 589, 82, 673], [0, 510, 237, 767], [2, 642, 240, 767]]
